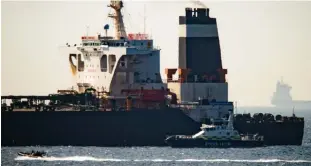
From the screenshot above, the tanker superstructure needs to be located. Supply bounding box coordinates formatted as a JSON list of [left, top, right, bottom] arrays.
[[1, 1, 304, 147], [69, 0, 164, 97]]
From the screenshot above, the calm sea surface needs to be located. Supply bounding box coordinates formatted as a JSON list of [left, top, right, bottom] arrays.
[[2, 108, 311, 166]]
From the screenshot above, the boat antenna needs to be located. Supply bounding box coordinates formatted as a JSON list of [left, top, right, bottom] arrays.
[[292, 106, 296, 117], [234, 101, 238, 114]]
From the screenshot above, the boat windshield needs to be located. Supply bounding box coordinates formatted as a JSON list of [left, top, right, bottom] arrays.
[[192, 130, 204, 138]]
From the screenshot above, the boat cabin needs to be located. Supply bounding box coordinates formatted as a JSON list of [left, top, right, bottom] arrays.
[[192, 124, 241, 140]]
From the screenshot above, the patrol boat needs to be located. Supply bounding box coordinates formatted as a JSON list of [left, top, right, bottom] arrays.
[[165, 113, 264, 148]]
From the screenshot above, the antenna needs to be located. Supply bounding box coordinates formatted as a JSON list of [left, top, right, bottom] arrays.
[[143, 4, 146, 34], [86, 25, 89, 37]]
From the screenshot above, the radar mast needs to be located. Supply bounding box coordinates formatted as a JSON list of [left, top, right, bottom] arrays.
[[108, 0, 127, 40]]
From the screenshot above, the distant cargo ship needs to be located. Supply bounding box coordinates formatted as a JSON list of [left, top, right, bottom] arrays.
[[1, 0, 304, 147], [271, 78, 311, 109]]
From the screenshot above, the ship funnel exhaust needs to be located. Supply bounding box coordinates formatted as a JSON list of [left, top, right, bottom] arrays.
[[190, 0, 207, 8], [178, 7, 226, 82]]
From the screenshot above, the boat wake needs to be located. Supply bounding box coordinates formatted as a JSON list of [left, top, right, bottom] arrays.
[[15, 156, 311, 163]]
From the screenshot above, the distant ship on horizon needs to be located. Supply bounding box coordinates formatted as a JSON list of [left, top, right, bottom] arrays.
[[271, 78, 311, 110]]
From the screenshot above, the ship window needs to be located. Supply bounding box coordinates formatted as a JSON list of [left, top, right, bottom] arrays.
[[227, 132, 230, 136], [100, 55, 108, 72], [141, 43, 143, 46]]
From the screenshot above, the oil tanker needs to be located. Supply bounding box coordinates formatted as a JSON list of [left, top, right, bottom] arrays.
[[1, 0, 304, 147], [271, 78, 311, 110]]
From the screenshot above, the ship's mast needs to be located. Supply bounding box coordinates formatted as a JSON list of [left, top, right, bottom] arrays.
[[108, 0, 127, 40]]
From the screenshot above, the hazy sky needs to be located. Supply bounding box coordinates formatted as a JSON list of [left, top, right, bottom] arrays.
[[1, 0, 311, 106]]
